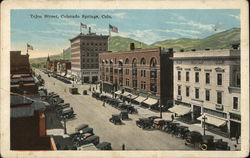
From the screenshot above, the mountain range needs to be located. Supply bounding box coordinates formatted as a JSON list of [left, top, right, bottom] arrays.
[[30, 27, 240, 67]]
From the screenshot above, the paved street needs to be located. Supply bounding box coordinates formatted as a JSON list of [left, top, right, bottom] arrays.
[[36, 69, 194, 150]]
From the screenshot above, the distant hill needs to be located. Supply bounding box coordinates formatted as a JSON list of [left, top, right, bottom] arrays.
[[152, 28, 240, 51], [30, 28, 240, 66]]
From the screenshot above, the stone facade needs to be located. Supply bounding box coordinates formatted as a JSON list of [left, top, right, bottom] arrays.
[[172, 47, 241, 138]]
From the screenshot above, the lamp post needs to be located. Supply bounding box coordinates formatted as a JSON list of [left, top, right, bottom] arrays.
[[158, 99, 162, 118], [63, 117, 67, 134], [202, 115, 207, 135]]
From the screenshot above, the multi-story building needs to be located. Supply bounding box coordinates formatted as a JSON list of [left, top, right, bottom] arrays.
[[45, 56, 71, 75], [69, 28, 109, 83], [99, 44, 173, 109], [170, 45, 240, 138], [10, 51, 31, 74]]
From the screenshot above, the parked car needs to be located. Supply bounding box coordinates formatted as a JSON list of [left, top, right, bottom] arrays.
[[184, 131, 203, 147], [56, 103, 70, 113], [75, 124, 89, 132], [75, 135, 100, 147], [161, 120, 172, 131], [126, 105, 138, 114], [153, 119, 165, 130], [120, 111, 129, 120], [83, 90, 88, 95], [61, 107, 75, 119], [96, 142, 112, 150], [214, 139, 230, 150], [72, 132, 93, 143], [199, 135, 216, 150], [80, 127, 94, 135], [109, 114, 122, 125], [148, 116, 161, 121], [136, 118, 153, 129], [175, 126, 190, 139]]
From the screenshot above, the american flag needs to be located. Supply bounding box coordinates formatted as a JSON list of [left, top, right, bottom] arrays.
[[109, 24, 118, 33], [27, 44, 33, 50], [80, 23, 87, 29]]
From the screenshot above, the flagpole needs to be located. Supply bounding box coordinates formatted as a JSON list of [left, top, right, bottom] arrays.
[[108, 24, 111, 51]]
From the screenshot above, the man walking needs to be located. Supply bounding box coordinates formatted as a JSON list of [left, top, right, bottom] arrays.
[[171, 114, 174, 122]]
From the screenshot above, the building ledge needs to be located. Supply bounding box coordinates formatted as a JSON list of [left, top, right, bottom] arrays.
[[228, 86, 240, 93]]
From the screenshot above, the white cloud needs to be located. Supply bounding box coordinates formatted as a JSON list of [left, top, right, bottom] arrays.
[[111, 12, 127, 19], [166, 21, 215, 31], [226, 14, 240, 20], [171, 13, 186, 21]]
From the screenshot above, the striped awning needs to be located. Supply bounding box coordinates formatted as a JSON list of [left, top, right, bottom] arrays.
[[197, 114, 227, 127], [142, 98, 158, 106], [134, 96, 147, 103]]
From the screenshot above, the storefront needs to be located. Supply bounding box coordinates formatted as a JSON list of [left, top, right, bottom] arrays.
[[229, 112, 241, 138]]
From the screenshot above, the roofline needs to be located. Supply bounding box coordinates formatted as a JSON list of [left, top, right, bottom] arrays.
[[100, 47, 162, 55], [69, 33, 109, 41]]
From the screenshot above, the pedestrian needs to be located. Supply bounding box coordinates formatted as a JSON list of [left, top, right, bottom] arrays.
[[171, 114, 174, 122], [93, 87, 95, 91], [122, 144, 125, 150], [236, 133, 239, 144], [102, 101, 105, 107]]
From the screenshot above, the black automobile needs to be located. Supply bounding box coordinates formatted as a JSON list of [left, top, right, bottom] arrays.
[[56, 103, 70, 113], [118, 103, 129, 110], [96, 142, 112, 150], [136, 118, 153, 129], [126, 105, 138, 114], [61, 107, 75, 119], [83, 90, 88, 95], [165, 122, 180, 134], [74, 135, 100, 147], [120, 111, 129, 120], [175, 126, 190, 139], [214, 139, 230, 150], [80, 127, 94, 135], [100, 94, 108, 101], [75, 124, 89, 132], [109, 114, 122, 125], [153, 119, 166, 130], [199, 135, 216, 150], [184, 131, 203, 147], [161, 120, 172, 131], [72, 132, 93, 143]]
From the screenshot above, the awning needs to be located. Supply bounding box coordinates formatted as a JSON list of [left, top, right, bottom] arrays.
[[142, 98, 158, 106], [197, 114, 227, 127], [121, 91, 130, 96], [134, 96, 147, 103], [114, 90, 122, 95], [168, 105, 191, 116]]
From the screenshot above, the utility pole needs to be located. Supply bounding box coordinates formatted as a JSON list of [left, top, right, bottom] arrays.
[[202, 115, 207, 135]]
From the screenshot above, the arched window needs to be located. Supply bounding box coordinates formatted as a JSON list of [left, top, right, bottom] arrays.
[[140, 58, 146, 65], [125, 58, 129, 64], [150, 57, 157, 68], [132, 58, 137, 67]]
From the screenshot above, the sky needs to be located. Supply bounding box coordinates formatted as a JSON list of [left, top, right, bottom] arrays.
[[11, 9, 240, 58]]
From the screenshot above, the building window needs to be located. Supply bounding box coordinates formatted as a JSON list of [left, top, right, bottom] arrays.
[[205, 89, 210, 101], [150, 83, 157, 93], [178, 71, 181, 81], [186, 87, 189, 97], [125, 69, 129, 75], [186, 72, 189, 82], [195, 88, 199, 99], [235, 72, 240, 87], [141, 81, 146, 89], [126, 78, 130, 86], [217, 74, 222, 85], [178, 85, 181, 96], [141, 70, 146, 77], [195, 72, 199, 83], [133, 80, 137, 88], [205, 73, 210, 84], [106, 68, 109, 72], [233, 97, 238, 110], [217, 91, 222, 104]]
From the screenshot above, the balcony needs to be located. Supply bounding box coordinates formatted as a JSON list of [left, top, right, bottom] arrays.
[[215, 104, 224, 110]]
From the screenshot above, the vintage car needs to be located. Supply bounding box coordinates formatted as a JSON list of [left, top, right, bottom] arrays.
[[109, 114, 122, 125], [165, 122, 180, 134], [136, 118, 153, 129], [80, 127, 94, 135], [184, 131, 203, 147], [56, 103, 70, 113], [75, 124, 89, 132], [96, 142, 112, 150], [161, 120, 172, 131], [199, 135, 216, 150], [117, 103, 129, 110], [153, 119, 166, 130], [120, 111, 129, 120], [61, 107, 75, 119], [83, 90, 88, 95], [175, 126, 190, 139], [111, 100, 123, 108], [148, 116, 161, 121], [74, 135, 100, 147], [126, 105, 138, 114], [100, 94, 108, 101], [72, 132, 93, 143], [214, 139, 230, 150]]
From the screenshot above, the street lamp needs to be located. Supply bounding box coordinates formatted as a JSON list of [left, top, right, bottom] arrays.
[[158, 99, 162, 118], [202, 115, 207, 135], [63, 117, 67, 134]]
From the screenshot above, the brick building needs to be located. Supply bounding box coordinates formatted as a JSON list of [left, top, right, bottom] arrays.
[[69, 28, 109, 83], [10, 51, 31, 74], [99, 44, 173, 109], [170, 45, 240, 138], [45, 55, 71, 75]]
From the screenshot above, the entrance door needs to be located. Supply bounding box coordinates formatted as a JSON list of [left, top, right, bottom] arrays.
[[92, 76, 98, 83], [230, 121, 241, 138], [193, 105, 201, 120], [84, 77, 90, 83]]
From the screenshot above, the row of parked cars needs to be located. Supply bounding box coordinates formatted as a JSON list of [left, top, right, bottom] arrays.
[[136, 116, 231, 151], [69, 124, 112, 150], [92, 91, 138, 114], [49, 73, 72, 84]]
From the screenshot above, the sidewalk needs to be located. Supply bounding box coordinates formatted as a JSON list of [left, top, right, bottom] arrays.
[[161, 112, 241, 151]]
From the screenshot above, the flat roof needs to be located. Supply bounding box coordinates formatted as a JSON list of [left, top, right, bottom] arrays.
[[69, 33, 109, 41]]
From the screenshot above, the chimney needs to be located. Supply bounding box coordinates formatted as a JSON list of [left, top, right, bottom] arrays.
[[130, 43, 135, 50], [89, 27, 91, 34]]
